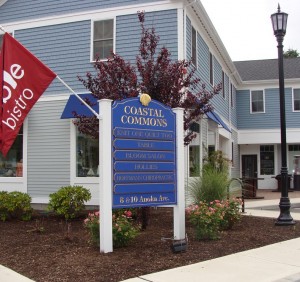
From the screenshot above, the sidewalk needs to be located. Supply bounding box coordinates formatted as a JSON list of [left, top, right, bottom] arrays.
[[1, 191, 300, 282]]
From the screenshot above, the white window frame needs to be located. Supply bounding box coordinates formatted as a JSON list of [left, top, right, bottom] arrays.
[[90, 18, 115, 62], [250, 90, 265, 113], [293, 88, 300, 112]]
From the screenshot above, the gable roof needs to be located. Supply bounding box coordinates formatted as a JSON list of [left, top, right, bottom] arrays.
[[234, 57, 300, 81]]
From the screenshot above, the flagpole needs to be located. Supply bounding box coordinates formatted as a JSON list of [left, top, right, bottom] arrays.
[[56, 75, 99, 119]]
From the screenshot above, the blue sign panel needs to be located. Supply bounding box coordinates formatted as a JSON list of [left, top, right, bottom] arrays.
[[114, 150, 175, 162], [112, 97, 176, 208], [114, 172, 175, 183]]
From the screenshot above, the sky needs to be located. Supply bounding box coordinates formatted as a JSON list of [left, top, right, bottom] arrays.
[[200, 0, 300, 61]]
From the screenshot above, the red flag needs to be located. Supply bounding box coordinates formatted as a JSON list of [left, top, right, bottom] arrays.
[[0, 33, 56, 157]]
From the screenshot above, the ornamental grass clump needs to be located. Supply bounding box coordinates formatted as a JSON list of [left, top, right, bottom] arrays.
[[186, 198, 242, 240], [84, 209, 140, 248]]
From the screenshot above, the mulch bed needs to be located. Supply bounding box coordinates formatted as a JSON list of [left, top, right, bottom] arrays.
[[0, 208, 299, 282]]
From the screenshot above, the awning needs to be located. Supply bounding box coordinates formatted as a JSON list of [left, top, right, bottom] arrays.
[[61, 93, 98, 119], [206, 110, 231, 133]]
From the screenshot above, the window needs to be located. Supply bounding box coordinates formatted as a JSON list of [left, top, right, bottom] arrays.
[[191, 26, 197, 67], [230, 83, 234, 108], [222, 71, 225, 98], [293, 89, 300, 111], [209, 53, 214, 85], [189, 145, 200, 177], [0, 127, 23, 177], [93, 19, 114, 60], [76, 131, 99, 177], [260, 145, 274, 175], [251, 90, 264, 113]]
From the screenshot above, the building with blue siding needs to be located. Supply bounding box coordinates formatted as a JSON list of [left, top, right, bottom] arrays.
[[0, 0, 299, 204]]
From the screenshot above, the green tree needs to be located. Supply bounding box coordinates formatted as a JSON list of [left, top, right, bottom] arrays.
[[283, 48, 299, 58]]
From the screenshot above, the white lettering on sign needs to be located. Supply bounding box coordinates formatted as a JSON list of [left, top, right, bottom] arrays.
[[2, 63, 35, 130]]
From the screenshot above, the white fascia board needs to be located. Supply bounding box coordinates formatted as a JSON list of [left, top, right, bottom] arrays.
[[237, 78, 300, 90], [1, 1, 182, 32], [238, 128, 300, 144]]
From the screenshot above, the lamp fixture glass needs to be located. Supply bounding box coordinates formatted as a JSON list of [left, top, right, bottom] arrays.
[[271, 4, 288, 36]]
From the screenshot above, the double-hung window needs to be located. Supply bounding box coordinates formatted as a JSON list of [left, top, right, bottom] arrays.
[[293, 89, 300, 111], [93, 19, 114, 61], [251, 90, 264, 113]]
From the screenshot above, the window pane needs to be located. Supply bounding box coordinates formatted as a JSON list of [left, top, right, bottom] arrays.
[[94, 39, 113, 60], [189, 146, 200, 177], [94, 20, 113, 39], [0, 133, 23, 177], [77, 132, 99, 177]]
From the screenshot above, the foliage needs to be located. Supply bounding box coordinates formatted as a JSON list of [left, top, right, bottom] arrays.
[[283, 48, 299, 58], [189, 150, 231, 203], [76, 11, 221, 145], [186, 198, 242, 240], [204, 150, 230, 172], [0, 191, 32, 221], [220, 198, 242, 230], [84, 209, 140, 248], [48, 186, 91, 220]]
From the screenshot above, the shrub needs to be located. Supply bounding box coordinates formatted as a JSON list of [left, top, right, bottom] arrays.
[[84, 209, 140, 248], [48, 186, 91, 220], [0, 191, 10, 221], [0, 191, 32, 221], [186, 198, 242, 240], [186, 201, 224, 240]]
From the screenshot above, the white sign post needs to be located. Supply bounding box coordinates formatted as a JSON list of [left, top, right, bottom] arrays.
[[99, 99, 113, 253], [173, 107, 185, 240]]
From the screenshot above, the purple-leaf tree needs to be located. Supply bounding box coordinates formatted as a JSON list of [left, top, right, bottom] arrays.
[[76, 11, 222, 145]]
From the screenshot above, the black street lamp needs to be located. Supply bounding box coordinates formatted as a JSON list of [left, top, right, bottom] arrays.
[[271, 5, 295, 225]]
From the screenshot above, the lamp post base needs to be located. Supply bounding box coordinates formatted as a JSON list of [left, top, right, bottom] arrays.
[[275, 197, 295, 226]]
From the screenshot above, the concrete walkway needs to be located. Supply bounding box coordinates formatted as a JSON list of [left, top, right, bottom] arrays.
[[122, 194, 300, 282], [1, 191, 300, 282]]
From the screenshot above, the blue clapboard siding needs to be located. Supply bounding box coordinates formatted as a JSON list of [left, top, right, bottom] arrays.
[[27, 100, 71, 197], [15, 21, 94, 95], [231, 85, 237, 128], [0, 0, 162, 23], [237, 87, 300, 129], [212, 58, 229, 120], [116, 10, 178, 62]]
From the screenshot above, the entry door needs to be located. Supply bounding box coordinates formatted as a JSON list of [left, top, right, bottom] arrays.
[[242, 155, 258, 197], [242, 155, 258, 178]]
